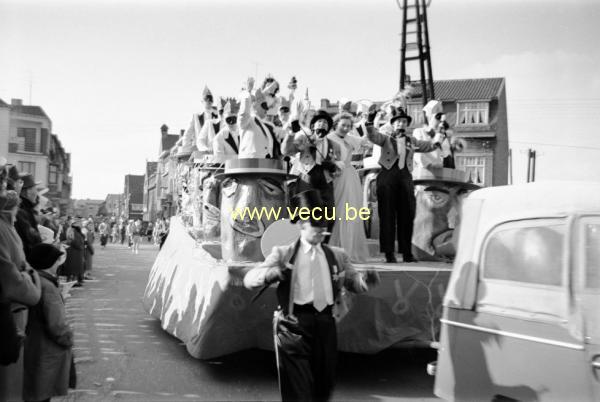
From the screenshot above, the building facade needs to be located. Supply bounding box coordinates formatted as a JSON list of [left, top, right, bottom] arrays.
[[124, 174, 145, 221], [72, 199, 104, 218], [320, 77, 509, 187], [143, 161, 158, 222], [0, 98, 72, 211]]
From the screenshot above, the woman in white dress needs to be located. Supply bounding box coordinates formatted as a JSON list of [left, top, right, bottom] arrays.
[[327, 113, 370, 263]]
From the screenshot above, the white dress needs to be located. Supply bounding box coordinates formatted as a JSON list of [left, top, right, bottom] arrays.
[[327, 133, 370, 263]]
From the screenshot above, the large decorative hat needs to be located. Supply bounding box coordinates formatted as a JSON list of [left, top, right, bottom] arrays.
[[389, 107, 413, 125], [223, 99, 240, 118], [202, 86, 214, 103], [288, 76, 298, 91], [423, 100, 444, 122], [412, 167, 480, 190], [309, 109, 333, 129], [289, 190, 329, 227], [261, 75, 280, 97], [215, 158, 290, 179]]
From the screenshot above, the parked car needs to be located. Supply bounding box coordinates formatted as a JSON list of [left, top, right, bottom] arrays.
[[433, 181, 600, 401]]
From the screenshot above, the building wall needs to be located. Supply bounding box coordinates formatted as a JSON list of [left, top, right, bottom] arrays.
[[492, 85, 509, 186], [0, 108, 10, 157]]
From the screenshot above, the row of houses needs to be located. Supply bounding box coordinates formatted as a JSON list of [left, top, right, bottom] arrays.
[[0, 98, 73, 214], [121, 77, 508, 224]]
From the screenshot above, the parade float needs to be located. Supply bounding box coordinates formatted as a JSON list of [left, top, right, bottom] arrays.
[[143, 141, 478, 358]]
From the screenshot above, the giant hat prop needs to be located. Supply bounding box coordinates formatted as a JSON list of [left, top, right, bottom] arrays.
[[215, 158, 291, 179], [309, 109, 333, 130], [412, 167, 480, 190]]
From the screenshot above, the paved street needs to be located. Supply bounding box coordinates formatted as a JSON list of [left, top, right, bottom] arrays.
[[58, 241, 439, 402]]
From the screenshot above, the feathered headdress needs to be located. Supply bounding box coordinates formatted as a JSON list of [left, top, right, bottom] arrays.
[[261, 74, 280, 97]]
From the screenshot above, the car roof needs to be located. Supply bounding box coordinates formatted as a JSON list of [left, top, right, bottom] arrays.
[[468, 181, 600, 223]]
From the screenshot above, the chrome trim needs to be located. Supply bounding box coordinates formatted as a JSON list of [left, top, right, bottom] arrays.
[[440, 318, 585, 350], [592, 361, 600, 369]]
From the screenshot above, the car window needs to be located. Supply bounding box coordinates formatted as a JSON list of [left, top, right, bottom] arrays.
[[483, 221, 565, 287], [584, 222, 600, 289]]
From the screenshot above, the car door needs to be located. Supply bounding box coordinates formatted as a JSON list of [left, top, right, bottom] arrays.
[[440, 217, 593, 401], [576, 215, 600, 401]]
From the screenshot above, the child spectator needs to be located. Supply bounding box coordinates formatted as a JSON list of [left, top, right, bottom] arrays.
[[23, 243, 75, 402]]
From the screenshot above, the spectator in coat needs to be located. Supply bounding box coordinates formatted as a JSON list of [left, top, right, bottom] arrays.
[[0, 189, 41, 402], [83, 221, 95, 280], [24, 243, 74, 402], [63, 219, 85, 286], [14, 174, 42, 263]]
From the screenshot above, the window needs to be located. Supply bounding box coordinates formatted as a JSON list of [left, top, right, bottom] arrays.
[[49, 164, 58, 184], [457, 102, 488, 125], [456, 156, 487, 186], [18, 161, 36, 175], [17, 128, 37, 152], [583, 221, 600, 289], [407, 103, 425, 127], [483, 221, 565, 286]]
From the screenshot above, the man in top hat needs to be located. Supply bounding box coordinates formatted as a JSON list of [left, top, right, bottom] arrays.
[[186, 86, 221, 154], [238, 77, 284, 159], [365, 107, 443, 263], [15, 173, 43, 262], [282, 105, 343, 236], [244, 189, 380, 402], [213, 100, 240, 159]]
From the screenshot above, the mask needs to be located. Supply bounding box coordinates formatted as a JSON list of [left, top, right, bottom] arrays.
[[220, 174, 286, 262]]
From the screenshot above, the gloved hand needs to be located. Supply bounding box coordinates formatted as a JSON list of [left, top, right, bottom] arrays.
[[363, 269, 380, 287], [265, 266, 287, 284]]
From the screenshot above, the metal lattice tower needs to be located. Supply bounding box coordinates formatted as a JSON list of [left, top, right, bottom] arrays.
[[397, 0, 435, 106]]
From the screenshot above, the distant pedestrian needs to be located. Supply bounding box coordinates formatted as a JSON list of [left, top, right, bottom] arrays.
[[98, 220, 108, 247], [120, 223, 126, 245], [111, 223, 119, 244], [83, 221, 95, 280], [131, 219, 142, 254], [24, 243, 74, 402], [63, 219, 85, 286]]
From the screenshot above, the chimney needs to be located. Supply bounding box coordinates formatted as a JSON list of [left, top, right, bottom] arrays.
[[180, 129, 185, 137], [11, 98, 23, 106], [160, 124, 168, 137]]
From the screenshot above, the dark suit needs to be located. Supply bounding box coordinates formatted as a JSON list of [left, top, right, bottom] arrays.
[[366, 125, 439, 259], [244, 241, 367, 401]]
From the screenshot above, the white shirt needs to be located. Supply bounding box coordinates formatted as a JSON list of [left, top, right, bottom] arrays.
[[242, 239, 334, 307], [292, 238, 334, 306]]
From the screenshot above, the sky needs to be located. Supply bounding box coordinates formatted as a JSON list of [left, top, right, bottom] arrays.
[[1, 0, 599, 199]]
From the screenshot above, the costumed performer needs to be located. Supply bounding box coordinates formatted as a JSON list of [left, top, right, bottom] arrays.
[[365, 107, 443, 263], [238, 77, 283, 159], [213, 100, 240, 159], [243, 189, 380, 402], [326, 112, 370, 263], [281, 101, 342, 238]]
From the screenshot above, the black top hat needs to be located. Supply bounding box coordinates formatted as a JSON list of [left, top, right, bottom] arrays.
[[29, 243, 64, 271], [309, 109, 333, 131], [389, 107, 413, 126], [289, 190, 329, 227], [21, 174, 41, 190]]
